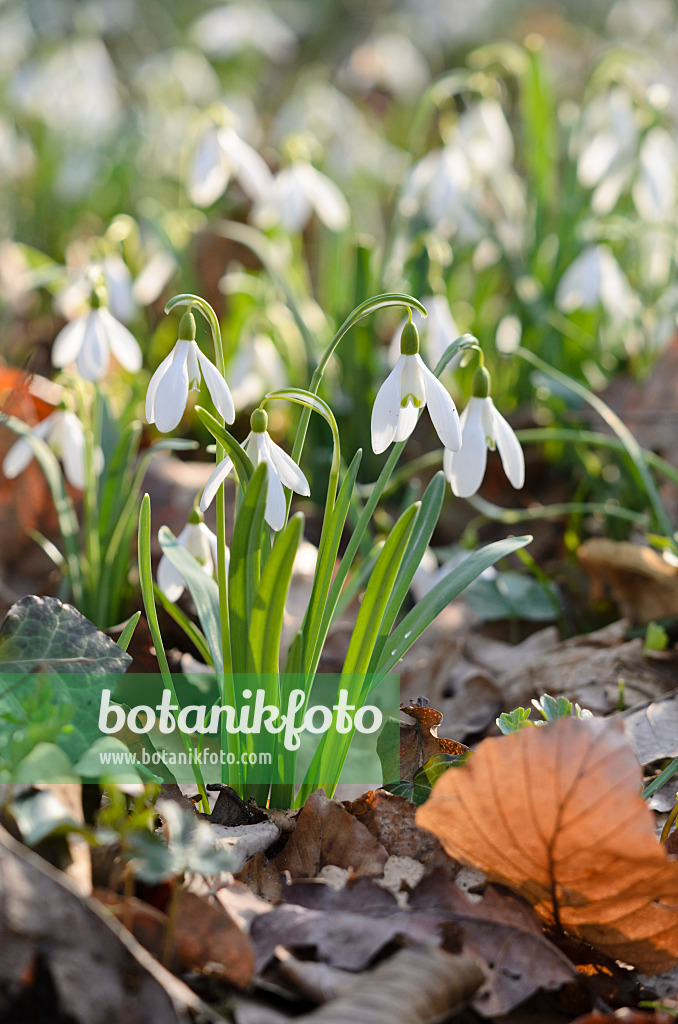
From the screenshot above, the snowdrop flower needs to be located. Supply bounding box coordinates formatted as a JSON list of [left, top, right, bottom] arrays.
[[157, 508, 225, 602], [252, 160, 350, 233], [146, 310, 235, 434], [576, 88, 638, 215], [555, 245, 639, 320], [388, 295, 460, 369], [188, 120, 273, 208], [52, 290, 143, 382], [200, 408, 309, 532], [443, 367, 524, 498], [371, 318, 461, 455], [2, 409, 99, 490]]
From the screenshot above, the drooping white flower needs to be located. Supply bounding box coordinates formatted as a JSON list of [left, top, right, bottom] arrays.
[[576, 87, 639, 215], [252, 161, 350, 233], [157, 510, 225, 602], [443, 369, 524, 498], [2, 408, 100, 490], [146, 309, 234, 434], [200, 408, 309, 532], [388, 295, 460, 369], [52, 300, 142, 382], [371, 319, 461, 455], [555, 244, 639, 320], [188, 121, 273, 207]]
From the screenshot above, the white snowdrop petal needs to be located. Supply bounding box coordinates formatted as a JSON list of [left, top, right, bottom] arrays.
[[444, 399, 487, 497], [196, 349, 235, 423], [220, 127, 273, 201], [419, 356, 461, 452], [189, 127, 229, 207], [145, 347, 175, 424], [152, 345, 190, 433], [60, 411, 87, 489], [297, 163, 350, 231], [371, 355, 405, 454], [99, 308, 142, 372], [2, 437, 36, 478], [76, 311, 109, 381], [394, 400, 419, 442], [263, 458, 287, 531], [52, 316, 88, 369], [156, 553, 186, 602], [490, 401, 525, 490], [200, 455, 234, 511], [266, 436, 310, 495]]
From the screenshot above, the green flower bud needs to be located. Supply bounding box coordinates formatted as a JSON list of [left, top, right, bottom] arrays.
[[250, 407, 268, 433]]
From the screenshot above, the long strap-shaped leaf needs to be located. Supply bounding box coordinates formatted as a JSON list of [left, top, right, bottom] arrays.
[[301, 448, 363, 676], [372, 534, 532, 687], [367, 470, 445, 675], [248, 513, 304, 676], [296, 501, 420, 804], [228, 462, 268, 676], [195, 406, 254, 487]]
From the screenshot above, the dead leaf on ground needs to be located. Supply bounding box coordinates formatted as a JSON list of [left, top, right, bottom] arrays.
[[345, 789, 448, 865], [168, 890, 254, 985], [299, 945, 484, 1024], [279, 875, 399, 913], [466, 620, 678, 716], [578, 539, 678, 625], [379, 698, 469, 784], [0, 824, 224, 1024], [417, 716, 678, 973], [410, 865, 578, 1017], [622, 689, 678, 765], [250, 902, 441, 973], [238, 789, 388, 899]]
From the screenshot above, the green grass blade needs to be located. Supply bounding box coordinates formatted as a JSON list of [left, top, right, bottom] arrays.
[[195, 406, 254, 487], [302, 449, 363, 675], [373, 535, 533, 685], [228, 462, 268, 676], [367, 471, 446, 674], [248, 513, 304, 676], [116, 611, 141, 651]]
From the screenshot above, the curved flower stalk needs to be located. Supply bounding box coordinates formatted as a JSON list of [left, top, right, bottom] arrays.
[[157, 509, 225, 602], [146, 309, 235, 433], [388, 295, 460, 369], [252, 160, 350, 233], [52, 294, 142, 382], [200, 407, 309, 531], [2, 408, 101, 490], [371, 317, 461, 454], [188, 117, 273, 208], [443, 367, 524, 498]]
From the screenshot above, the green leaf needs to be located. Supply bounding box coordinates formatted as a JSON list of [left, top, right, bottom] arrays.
[[158, 527, 223, 673], [195, 406, 254, 487], [496, 708, 533, 734], [74, 737, 142, 784], [0, 596, 131, 674], [153, 585, 213, 666], [301, 449, 363, 675], [465, 571, 560, 622], [10, 786, 84, 845], [116, 612, 141, 652], [228, 462, 268, 676], [373, 536, 532, 686], [11, 743, 79, 786], [248, 513, 303, 675], [368, 472, 446, 674]]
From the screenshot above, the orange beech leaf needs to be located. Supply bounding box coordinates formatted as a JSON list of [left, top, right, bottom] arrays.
[[416, 715, 678, 973]]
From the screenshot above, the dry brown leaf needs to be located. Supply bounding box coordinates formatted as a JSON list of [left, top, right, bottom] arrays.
[[169, 890, 254, 985], [299, 945, 484, 1024], [238, 789, 387, 899], [386, 698, 468, 784], [410, 866, 578, 1017], [345, 789, 447, 865], [417, 716, 678, 973], [578, 539, 678, 624]]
